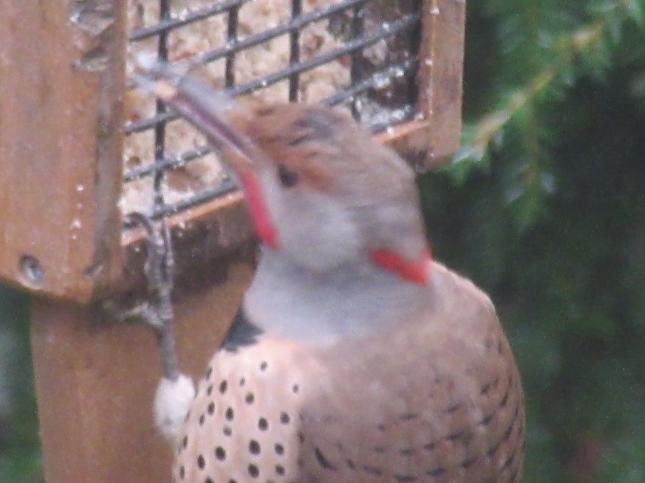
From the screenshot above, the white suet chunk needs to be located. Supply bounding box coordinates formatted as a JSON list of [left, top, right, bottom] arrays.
[[154, 374, 195, 442]]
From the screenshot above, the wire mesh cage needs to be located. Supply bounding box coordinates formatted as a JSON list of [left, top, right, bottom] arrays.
[[122, 0, 425, 223], [0, 0, 464, 302]]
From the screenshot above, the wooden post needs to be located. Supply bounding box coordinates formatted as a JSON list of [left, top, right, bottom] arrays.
[[0, 0, 125, 303], [31, 262, 254, 482]]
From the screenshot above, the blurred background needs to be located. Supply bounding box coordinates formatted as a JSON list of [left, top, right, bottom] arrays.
[[1, 0, 644, 481]]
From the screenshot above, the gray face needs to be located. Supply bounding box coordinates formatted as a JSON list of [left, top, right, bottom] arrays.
[[238, 105, 433, 344], [257, 163, 364, 272], [246, 105, 426, 274]]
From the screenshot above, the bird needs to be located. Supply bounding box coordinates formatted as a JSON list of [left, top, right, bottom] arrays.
[[142, 65, 526, 483]]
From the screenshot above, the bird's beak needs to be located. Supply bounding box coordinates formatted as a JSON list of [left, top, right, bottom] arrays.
[[134, 61, 280, 250], [132, 61, 266, 175]]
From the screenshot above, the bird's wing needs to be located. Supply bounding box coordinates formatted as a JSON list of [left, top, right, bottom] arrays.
[[294, 262, 525, 482]]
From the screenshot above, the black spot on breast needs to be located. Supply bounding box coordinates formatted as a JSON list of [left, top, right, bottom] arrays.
[[215, 447, 226, 461], [225, 407, 234, 421], [249, 439, 261, 455], [219, 380, 228, 394], [248, 464, 259, 478]]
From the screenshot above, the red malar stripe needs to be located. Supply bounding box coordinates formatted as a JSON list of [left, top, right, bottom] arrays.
[[369, 248, 431, 286], [239, 170, 279, 249]]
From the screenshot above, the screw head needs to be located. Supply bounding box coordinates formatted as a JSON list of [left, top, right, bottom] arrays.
[[19, 255, 44, 286]]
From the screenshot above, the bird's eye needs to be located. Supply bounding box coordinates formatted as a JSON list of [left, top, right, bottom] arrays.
[[277, 164, 299, 188]]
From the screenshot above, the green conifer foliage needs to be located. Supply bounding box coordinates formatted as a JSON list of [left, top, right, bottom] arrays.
[[420, 1, 645, 481]]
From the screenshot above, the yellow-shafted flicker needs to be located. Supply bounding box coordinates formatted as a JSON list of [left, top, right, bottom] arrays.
[[144, 65, 526, 483]]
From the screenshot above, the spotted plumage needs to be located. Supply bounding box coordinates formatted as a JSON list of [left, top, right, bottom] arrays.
[[173, 265, 524, 483]]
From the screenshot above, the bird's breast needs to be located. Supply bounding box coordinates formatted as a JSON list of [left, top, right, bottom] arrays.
[[243, 250, 430, 346]]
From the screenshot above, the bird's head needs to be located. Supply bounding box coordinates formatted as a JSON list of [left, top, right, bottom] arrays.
[[225, 101, 431, 285], [143, 68, 431, 285]]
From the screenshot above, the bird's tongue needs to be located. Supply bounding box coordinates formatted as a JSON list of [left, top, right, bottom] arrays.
[[238, 169, 279, 249]]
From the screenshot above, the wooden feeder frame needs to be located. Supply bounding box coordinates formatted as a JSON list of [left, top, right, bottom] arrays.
[[0, 1, 465, 481]]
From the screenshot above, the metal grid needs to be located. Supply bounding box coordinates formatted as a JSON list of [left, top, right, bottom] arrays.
[[123, 0, 422, 223]]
